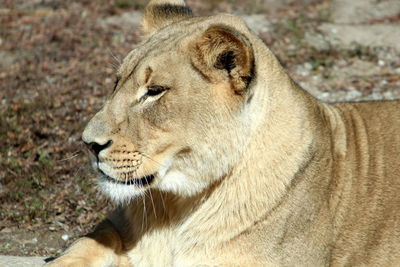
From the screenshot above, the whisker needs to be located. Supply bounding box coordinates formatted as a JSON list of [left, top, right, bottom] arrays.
[[72, 163, 85, 180], [59, 151, 81, 162], [109, 62, 118, 71], [138, 153, 169, 217], [140, 153, 168, 168], [158, 190, 167, 217], [136, 169, 147, 232], [148, 186, 157, 219], [138, 165, 158, 219], [107, 47, 121, 65], [143, 191, 148, 231]]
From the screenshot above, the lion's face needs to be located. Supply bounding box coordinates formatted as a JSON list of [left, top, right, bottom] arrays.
[[82, 9, 255, 202]]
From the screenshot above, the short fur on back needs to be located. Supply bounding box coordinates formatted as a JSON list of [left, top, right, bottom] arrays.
[[47, 1, 400, 266]]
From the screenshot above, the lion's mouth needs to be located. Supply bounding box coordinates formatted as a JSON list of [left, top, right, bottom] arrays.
[[101, 172, 156, 187]]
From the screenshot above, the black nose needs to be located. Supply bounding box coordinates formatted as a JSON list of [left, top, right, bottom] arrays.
[[85, 140, 113, 157]]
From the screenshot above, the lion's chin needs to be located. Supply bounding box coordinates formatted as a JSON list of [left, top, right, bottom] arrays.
[[98, 175, 152, 204]]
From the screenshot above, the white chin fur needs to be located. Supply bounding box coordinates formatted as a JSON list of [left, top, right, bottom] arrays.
[[98, 163, 208, 202], [98, 178, 146, 204]]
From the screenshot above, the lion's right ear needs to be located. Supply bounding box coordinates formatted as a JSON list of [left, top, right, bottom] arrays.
[[141, 0, 193, 39], [190, 25, 254, 95]]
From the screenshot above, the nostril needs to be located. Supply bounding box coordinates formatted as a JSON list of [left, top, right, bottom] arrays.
[[85, 140, 113, 156]]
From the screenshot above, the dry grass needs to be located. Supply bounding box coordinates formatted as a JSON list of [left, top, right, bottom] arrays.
[[1, 0, 398, 256]]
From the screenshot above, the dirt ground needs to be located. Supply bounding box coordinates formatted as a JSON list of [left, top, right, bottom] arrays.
[[1, 0, 399, 257]]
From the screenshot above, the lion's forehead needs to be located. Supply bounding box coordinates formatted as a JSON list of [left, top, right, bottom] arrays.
[[118, 29, 192, 79], [118, 14, 250, 79]]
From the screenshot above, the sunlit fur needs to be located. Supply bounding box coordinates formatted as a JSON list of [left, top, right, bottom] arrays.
[[47, 0, 400, 266]]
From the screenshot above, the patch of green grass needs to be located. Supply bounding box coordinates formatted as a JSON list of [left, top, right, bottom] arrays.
[[0, 243, 13, 250], [285, 16, 308, 39], [9, 191, 23, 201], [23, 198, 48, 220], [79, 179, 93, 194], [114, 0, 133, 8], [19, 179, 33, 189], [31, 199, 42, 210], [37, 149, 52, 166], [114, 0, 146, 9]]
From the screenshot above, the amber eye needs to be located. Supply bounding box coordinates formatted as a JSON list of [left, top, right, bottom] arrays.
[[147, 85, 169, 96]]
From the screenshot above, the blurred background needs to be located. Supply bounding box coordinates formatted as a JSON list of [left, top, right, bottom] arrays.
[[1, 0, 399, 257]]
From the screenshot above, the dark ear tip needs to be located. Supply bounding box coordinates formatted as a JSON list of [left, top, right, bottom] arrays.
[[141, 1, 193, 38], [150, 4, 193, 18]]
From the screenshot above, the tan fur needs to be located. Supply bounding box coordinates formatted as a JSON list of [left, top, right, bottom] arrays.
[[47, 1, 400, 266]]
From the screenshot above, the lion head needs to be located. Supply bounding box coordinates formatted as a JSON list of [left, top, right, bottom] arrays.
[[82, 1, 257, 203]]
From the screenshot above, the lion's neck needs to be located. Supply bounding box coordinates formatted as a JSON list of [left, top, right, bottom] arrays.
[[173, 62, 330, 249]]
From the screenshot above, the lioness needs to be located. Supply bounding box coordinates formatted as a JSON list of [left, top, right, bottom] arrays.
[[48, 0, 400, 266]]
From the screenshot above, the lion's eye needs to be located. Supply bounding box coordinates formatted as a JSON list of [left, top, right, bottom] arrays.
[[147, 85, 169, 96]]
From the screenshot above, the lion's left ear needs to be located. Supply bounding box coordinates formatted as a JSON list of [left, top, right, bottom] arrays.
[[190, 25, 254, 94], [141, 0, 193, 39]]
